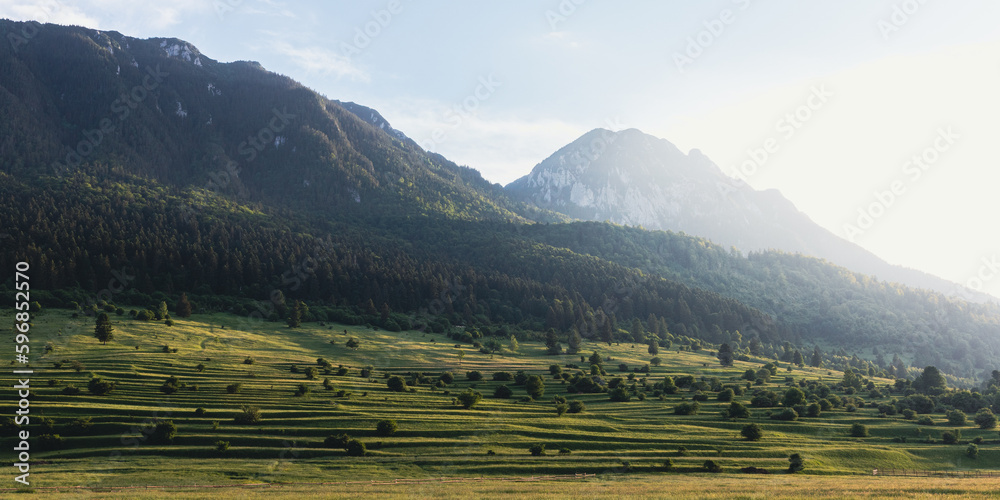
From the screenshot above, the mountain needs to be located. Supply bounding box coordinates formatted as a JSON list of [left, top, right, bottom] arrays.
[[506, 128, 986, 302], [2, 20, 1000, 385]]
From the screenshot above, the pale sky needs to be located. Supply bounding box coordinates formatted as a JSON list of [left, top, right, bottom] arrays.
[[2, 0, 998, 297]]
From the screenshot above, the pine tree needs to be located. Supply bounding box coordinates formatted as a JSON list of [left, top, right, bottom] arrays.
[[717, 343, 734, 366], [94, 312, 114, 345], [567, 327, 582, 354], [288, 300, 302, 328], [811, 347, 822, 368], [792, 350, 804, 367], [175, 293, 192, 318], [156, 301, 169, 320], [648, 338, 660, 356]]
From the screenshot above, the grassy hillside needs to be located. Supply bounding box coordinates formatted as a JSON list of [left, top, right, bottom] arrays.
[[5, 308, 999, 493]]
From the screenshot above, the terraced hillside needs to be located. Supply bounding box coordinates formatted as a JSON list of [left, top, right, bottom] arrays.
[[4, 308, 999, 491]]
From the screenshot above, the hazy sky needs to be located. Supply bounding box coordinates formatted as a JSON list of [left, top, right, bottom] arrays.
[[2, 0, 999, 297]]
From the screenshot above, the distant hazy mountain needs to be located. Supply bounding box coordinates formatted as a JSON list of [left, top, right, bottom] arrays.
[[506, 128, 986, 301]]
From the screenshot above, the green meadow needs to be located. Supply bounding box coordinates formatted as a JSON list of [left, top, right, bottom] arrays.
[[3, 309, 999, 496]]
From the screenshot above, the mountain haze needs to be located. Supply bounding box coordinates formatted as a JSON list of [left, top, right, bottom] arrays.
[[506, 128, 984, 301]]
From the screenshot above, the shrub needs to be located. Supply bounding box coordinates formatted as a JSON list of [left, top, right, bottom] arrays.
[[947, 410, 967, 426], [492, 371, 513, 382], [717, 388, 735, 402], [38, 434, 66, 450], [226, 383, 242, 394], [87, 376, 116, 395], [195, 363, 206, 373], [703, 460, 722, 473], [902, 408, 916, 420], [967, 443, 979, 459], [160, 376, 180, 395], [975, 408, 998, 429], [215, 440, 230, 452], [555, 404, 568, 416], [806, 403, 822, 418], [376, 419, 398, 436], [788, 453, 804, 473], [608, 387, 632, 402], [691, 391, 709, 402], [164, 319, 174, 327], [493, 384, 513, 399], [457, 390, 483, 409], [194, 408, 206, 416], [528, 443, 546, 456], [387, 375, 406, 392], [917, 416, 935, 426], [439, 372, 455, 384], [243, 356, 255, 365], [62, 385, 81, 395], [741, 423, 763, 441], [345, 439, 366, 456], [466, 371, 483, 382], [726, 401, 750, 419], [771, 409, 798, 421], [662, 458, 674, 471], [294, 384, 311, 397], [850, 423, 868, 437], [304, 367, 318, 380], [942, 430, 960, 444], [234, 405, 261, 425], [568, 401, 586, 413], [66, 417, 93, 435], [674, 402, 699, 415], [152, 420, 177, 444], [325, 434, 350, 448], [525, 375, 546, 400]]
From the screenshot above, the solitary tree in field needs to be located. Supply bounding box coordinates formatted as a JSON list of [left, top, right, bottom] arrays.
[[717, 343, 734, 366], [788, 453, 804, 473], [456, 390, 483, 409], [648, 339, 659, 356], [94, 312, 114, 345], [741, 423, 763, 441], [175, 293, 192, 318]]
